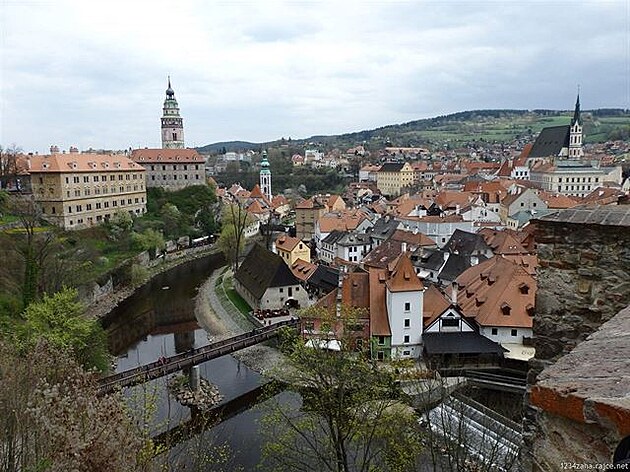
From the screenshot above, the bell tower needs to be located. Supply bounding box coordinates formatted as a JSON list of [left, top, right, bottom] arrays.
[[568, 91, 583, 159], [161, 77, 185, 149], [260, 150, 272, 201]]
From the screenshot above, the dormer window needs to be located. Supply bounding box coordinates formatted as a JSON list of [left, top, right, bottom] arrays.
[[519, 283, 529, 294], [501, 302, 511, 316], [526, 304, 535, 316]]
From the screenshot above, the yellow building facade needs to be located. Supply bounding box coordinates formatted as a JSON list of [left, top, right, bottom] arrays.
[[29, 153, 147, 230]]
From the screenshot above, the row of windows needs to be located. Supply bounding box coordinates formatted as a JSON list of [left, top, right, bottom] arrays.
[[64, 197, 144, 214], [67, 208, 144, 227], [558, 176, 598, 183], [64, 173, 141, 184], [64, 184, 144, 198], [150, 174, 201, 181], [490, 328, 519, 337], [149, 164, 200, 171], [558, 185, 593, 192]]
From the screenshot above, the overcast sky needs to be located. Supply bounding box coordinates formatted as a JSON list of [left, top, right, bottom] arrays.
[[1, 1, 628, 154]]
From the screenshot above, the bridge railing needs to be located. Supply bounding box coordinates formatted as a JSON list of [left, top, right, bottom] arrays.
[[98, 319, 298, 393]]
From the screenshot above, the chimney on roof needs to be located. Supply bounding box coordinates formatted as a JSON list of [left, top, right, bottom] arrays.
[[443, 251, 449, 263], [69, 146, 79, 153], [470, 255, 479, 266], [401, 242, 407, 253]]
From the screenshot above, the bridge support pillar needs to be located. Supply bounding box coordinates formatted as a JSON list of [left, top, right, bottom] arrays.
[[189, 365, 200, 391]]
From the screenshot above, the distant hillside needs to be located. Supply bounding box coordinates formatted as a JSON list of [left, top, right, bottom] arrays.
[[196, 141, 261, 154], [197, 108, 630, 153]]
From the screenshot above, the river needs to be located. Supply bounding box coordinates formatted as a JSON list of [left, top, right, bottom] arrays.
[[101, 254, 290, 471]]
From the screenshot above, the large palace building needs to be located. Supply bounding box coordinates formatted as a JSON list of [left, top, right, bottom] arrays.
[[29, 152, 147, 230]]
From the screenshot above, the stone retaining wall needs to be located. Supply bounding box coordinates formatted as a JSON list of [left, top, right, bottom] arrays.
[[523, 207, 630, 470]]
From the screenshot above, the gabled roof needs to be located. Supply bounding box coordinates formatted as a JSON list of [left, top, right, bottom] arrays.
[[443, 229, 492, 255], [308, 265, 340, 293], [423, 332, 505, 355], [369, 268, 391, 336], [272, 195, 289, 208], [386, 254, 424, 292], [390, 229, 436, 248], [411, 247, 444, 271], [529, 125, 570, 158], [28, 153, 144, 173], [363, 240, 405, 269], [423, 285, 451, 327], [275, 235, 304, 252], [234, 244, 301, 300], [130, 148, 205, 163], [378, 162, 405, 173], [439, 253, 475, 282], [318, 210, 367, 233], [538, 191, 579, 209], [290, 259, 318, 281], [581, 187, 626, 206], [337, 233, 371, 247], [478, 228, 532, 255], [496, 159, 512, 177], [249, 184, 267, 200], [455, 256, 536, 329], [321, 230, 348, 246], [368, 216, 399, 240], [514, 144, 533, 166]]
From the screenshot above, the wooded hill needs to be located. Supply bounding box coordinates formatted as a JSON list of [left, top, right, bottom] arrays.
[[198, 108, 630, 153]]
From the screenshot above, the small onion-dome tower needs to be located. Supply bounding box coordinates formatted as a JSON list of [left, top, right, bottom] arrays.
[[161, 76, 185, 149], [260, 150, 272, 202]]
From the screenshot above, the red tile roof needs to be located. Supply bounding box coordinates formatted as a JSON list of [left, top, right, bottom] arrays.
[[275, 235, 304, 252], [369, 268, 391, 336], [386, 254, 424, 292], [423, 285, 451, 327], [28, 153, 144, 173], [455, 256, 535, 329], [290, 259, 318, 281]]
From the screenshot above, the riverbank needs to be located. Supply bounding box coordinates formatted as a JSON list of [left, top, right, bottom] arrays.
[[85, 245, 218, 320], [194, 267, 288, 377]]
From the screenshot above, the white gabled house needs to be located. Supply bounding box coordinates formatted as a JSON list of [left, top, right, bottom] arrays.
[[385, 254, 424, 359]]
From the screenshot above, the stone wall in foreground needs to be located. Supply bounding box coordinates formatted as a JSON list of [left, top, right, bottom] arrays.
[[523, 207, 630, 470]]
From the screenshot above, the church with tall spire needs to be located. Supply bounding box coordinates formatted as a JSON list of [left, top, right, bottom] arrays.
[[527, 92, 584, 161], [161, 77, 185, 149], [568, 93, 583, 159]]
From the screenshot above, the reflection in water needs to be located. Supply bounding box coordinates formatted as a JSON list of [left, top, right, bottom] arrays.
[[102, 253, 286, 471]]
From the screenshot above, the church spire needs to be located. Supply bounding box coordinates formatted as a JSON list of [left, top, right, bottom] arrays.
[[571, 89, 582, 126], [568, 89, 583, 159]]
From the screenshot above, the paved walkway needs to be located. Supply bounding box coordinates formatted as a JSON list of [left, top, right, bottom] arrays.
[[195, 268, 251, 341], [195, 267, 290, 376]]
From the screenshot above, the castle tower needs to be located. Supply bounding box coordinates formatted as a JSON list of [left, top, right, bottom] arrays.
[[260, 150, 272, 201], [568, 93, 583, 159], [161, 77, 185, 149]]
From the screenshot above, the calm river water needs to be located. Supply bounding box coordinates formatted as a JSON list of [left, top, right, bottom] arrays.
[[101, 254, 292, 471]]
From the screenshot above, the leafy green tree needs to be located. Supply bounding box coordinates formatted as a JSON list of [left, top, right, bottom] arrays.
[[132, 228, 166, 255], [260, 305, 423, 472], [17, 287, 109, 371], [109, 209, 134, 241], [161, 203, 182, 237]]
